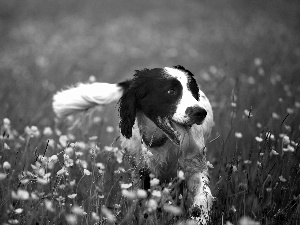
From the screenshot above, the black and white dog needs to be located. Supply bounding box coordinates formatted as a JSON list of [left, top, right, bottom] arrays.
[[53, 65, 214, 224]]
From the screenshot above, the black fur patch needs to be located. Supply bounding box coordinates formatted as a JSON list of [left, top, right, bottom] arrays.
[[119, 68, 183, 138], [118, 80, 132, 92], [173, 65, 199, 101]]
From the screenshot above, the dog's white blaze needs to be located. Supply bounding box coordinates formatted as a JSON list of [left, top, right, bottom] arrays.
[[164, 67, 202, 124]]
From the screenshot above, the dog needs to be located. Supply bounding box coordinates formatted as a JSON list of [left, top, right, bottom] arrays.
[[53, 65, 214, 224]]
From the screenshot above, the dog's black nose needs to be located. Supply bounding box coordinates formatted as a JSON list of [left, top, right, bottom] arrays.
[[185, 106, 207, 125]]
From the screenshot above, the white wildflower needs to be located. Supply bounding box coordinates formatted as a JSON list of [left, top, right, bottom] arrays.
[[48, 139, 55, 148], [37, 177, 49, 185], [76, 141, 86, 150], [49, 155, 58, 163], [287, 108, 294, 114], [96, 163, 105, 170], [79, 160, 87, 169], [266, 188, 272, 192], [284, 125, 291, 132], [247, 76, 256, 84], [279, 175, 287, 182], [150, 178, 160, 186], [230, 205, 237, 213], [232, 165, 238, 172], [65, 214, 77, 225], [114, 150, 123, 163], [178, 170, 185, 180], [3, 161, 11, 170], [8, 219, 19, 224], [57, 167, 68, 176], [239, 216, 260, 225], [258, 68, 264, 76], [266, 132, 275, 141], [235, 132, 243, 139], [3, 118, 11, 127], [244, 160, 251, 165], [65, 147, 74, 157], [4, 143, 10, 150], [31, 192, 39, 200], [93, 116, 101, 123], [255, 136, 263, 142], [37, 167, 46, 177], [43, 127, 53, 136], [68, 194, 77, 199], [137, 189, 147, 199], [281, 135, 290, 145], [91, 212, 100, 221], [101, 206, 116, 223], [244, 109, 253, 117], [64, 154, 73, 167], [147, 199, 158, 212], [45, 199, 55, 212], [67, 133, 75, 141], [270, 149, 279, 156], [71, 205, 85, 216], [120, 183, 132, 189], [83, 169, 91, 176], [104, 146, 114, 151], [89, 136, 98, 141], [0, 173, 7, 180], [272, 112, 280, 119], [16, 189, 30, 200], [121, 189, 137, 200], [283, 144, 295, 152], [254, 57, 262, 66], [163, 204, 182, 215], [209, 65, 218, 74], [59, 135, 68, 147], [14, 208, 23, 214], [152, 190, 161, 198], [30, 126, 40, 138]]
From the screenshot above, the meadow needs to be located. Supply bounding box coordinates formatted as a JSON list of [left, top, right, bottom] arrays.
[[0, 0, 300, 224]]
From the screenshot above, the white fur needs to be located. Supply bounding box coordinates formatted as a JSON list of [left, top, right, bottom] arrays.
[[164, 67, 206, 124], [53, 82, 123, 117]]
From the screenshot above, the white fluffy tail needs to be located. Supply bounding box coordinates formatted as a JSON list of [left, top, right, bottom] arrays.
[[53, 82, 124, 118]]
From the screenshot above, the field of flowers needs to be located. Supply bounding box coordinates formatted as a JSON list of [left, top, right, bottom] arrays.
[[0, 0, 300, 224]]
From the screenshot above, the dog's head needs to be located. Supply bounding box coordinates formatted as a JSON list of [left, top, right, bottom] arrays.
[[119, 65, 211, 145]]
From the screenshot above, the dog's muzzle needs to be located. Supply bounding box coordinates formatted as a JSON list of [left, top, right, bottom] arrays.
[[185, 106, 207, 125]]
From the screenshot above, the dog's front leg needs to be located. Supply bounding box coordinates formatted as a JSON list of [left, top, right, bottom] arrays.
[[187, 172, 213, 225]]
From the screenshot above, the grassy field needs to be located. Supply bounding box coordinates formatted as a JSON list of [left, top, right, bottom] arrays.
[[0, 0, 300, 224]]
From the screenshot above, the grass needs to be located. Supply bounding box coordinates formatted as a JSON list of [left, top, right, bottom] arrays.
[[0, 0, 300, 224]]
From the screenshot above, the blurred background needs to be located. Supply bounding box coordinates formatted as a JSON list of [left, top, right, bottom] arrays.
[[1, 0, 299, 128]]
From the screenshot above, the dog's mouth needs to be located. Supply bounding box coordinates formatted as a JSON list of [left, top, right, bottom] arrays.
[[154, 116, 190, 146]]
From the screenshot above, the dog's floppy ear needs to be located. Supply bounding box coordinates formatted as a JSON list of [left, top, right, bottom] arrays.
[[119, 88, 137, 139]]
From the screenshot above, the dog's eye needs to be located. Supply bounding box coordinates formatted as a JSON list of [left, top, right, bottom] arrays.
[[167, 89, 176, 95]]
